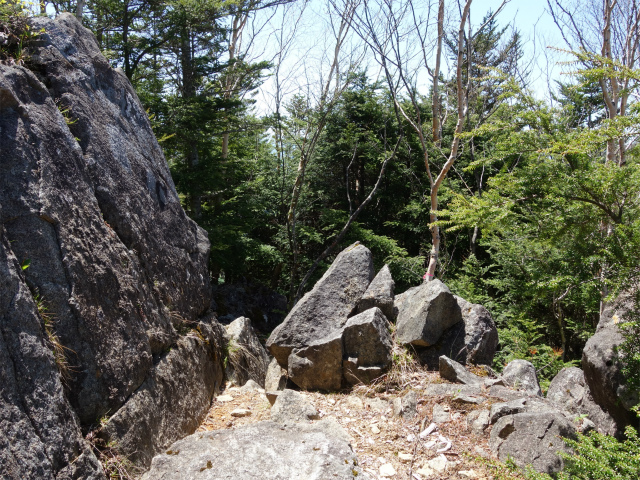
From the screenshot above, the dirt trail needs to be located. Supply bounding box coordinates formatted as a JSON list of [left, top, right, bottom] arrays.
[[197, 370, 525, 480]]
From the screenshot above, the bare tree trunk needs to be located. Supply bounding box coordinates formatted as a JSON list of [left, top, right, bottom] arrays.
[[425, 0, 473, 281]]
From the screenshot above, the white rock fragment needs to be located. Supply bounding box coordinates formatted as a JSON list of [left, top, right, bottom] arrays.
[[459, 469, 480, 478], [380, 463, 397, 477], [426, 454, 448, 473], [216, 395, 234, 402], [371, 424, 381, 434], [435, 434, 451, 453], [230, 408, 251, 417], [398, 453, 413, 463], [419, 422, 437, 439], [416, 466, 435, 478]]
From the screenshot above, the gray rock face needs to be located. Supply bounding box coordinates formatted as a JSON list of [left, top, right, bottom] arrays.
[[102, 320, 226, 468], [392, 286, 419, 320], [342, 308, 393, 385], [1, 12, 213, 425], [547, 367, 617, 436], [396, 280, 462, 346], [1, 13, 225, 475], [501, 360, 542, 397], [0, 226, 105, 479], [270, 389, 319, 424], [142, 419, 368, 480], [357, 264, 395, 319], [225, 316, 270, 388], [416, 297, 498, 368], [439, 356, 484, 386], [489, 412, 576, 474], [267, 243, 373, 368], [583, 325, 638, 434]]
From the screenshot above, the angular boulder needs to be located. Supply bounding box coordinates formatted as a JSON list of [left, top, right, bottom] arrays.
[[342, 308, 393, 385], [267, 243, 374, 389], [439, 355, 484, 387], [224, 316, 270, 388], [288, 332, 344, 391], [489, 412, 576, 474], [417, 297, 498, 368], [142, 419, 369, 480], [357, 264, 395, 319], [396, 280, 462, 346], [547, 367, 617, 436], [501, 359, 542, 397]]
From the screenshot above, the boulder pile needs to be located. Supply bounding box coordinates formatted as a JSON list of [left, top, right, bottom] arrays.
[[266, 243, 499, 391]]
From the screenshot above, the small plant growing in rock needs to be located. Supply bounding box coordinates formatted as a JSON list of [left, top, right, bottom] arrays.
[[0, 0, 43, 65], [34, 292, 72, 383]]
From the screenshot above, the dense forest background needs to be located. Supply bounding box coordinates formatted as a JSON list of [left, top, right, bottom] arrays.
[[11, 0, 640, 387]]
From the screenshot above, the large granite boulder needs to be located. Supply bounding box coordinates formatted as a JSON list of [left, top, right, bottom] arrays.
[[489, 412, 577, 474], [547, 367, 617, 436], [0, 225, 105, 479], [414, 296, 498, 368], [395, 280, 462, 347], [1, 13, 225, 474], [224, 316, 270, 388], [356, 264, 395, 320], [267, 243, 374, 389], [142, 419, 369, 480]]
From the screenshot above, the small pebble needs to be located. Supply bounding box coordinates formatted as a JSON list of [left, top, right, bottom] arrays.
[[216, 395, 234, 402], [371, 425, 381, 434]]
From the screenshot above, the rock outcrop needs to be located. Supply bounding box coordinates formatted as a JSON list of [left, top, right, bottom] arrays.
[[501, 359, 542, 397], [0, 224, 104, 479], [342, 307, 393, 385], [1, 13, 225, 475], [582, 293, 639, 435], [267, 243, 391, 390], [396, 284, 498, 368]]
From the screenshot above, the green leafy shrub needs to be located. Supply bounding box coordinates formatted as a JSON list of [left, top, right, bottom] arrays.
[[520, 423, 640, 480]]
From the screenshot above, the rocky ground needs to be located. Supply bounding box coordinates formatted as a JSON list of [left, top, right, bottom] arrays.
[[196, 364, 525, 480]]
